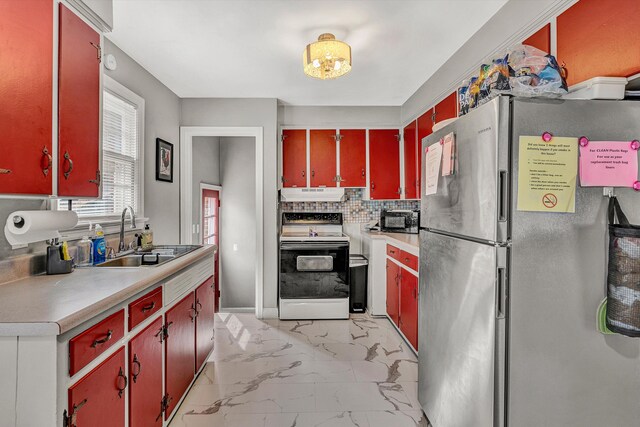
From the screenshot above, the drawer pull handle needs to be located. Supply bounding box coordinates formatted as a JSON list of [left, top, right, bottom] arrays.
[[131, 354, 142, 383], [141, 302, 156, 313], [63, 151, 74, 179], [90, 329, 113, 348], [116, 367, 127, 398], [0, 168, 11, 175], [42, 147, 52, 176]]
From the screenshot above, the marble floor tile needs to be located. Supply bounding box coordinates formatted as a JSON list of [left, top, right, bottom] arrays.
[[169, 313, 426, 427]]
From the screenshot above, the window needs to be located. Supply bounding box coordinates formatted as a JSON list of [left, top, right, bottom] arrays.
[[202, 190, 219, 246], [59, 76, 144, 220]]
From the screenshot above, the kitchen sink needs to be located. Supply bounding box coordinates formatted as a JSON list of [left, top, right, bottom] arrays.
[[95, 245, 202, 268]]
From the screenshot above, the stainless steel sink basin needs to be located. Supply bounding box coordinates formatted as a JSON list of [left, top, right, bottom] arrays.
[[95, 245, 202, 268]]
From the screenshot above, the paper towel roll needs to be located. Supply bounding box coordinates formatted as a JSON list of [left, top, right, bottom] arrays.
[[4, 210, 78, 247]]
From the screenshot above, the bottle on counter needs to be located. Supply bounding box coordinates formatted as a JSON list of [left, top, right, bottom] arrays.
[[141, 224, 154, 250], [93, 224, 107, 265], [76, 236, 93, 267]]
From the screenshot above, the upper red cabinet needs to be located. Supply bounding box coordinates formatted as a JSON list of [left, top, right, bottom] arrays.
[[403, 121, 418, 200], [369, 129, 400, 200], [309, 130, 337, 187], [523, 23, 551, 53], [0, 0, 53, 196], [433, 92, 458, 126], [282, 129, 307, 188], [58, 4, 102, 198], [338, 129, 366, 188], [557, 0, 640, 86]]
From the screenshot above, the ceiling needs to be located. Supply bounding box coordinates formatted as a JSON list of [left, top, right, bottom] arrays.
[[109, 0, 509, 106]]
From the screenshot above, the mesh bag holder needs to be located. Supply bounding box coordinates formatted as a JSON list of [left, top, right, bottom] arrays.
[[606, 197, 640, 337]]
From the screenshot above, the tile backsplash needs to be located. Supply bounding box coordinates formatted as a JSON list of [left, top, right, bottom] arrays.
[[280, 189, 420, 223]]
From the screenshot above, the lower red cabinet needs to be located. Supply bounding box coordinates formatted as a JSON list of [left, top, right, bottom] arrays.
[[399, 272, 419, 350], [165, 293, 196, 419], [386, 259, 400, 326], [67, 347, 126, 427], [129, 318, 164, 427], [195, 277, 216, 371]]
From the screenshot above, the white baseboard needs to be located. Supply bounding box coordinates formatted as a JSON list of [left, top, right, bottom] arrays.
[[261, 307, 279, 319], [220, 307, 255, 313]]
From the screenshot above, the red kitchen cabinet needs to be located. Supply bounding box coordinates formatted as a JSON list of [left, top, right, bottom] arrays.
[[282, 129, 307, 187], [338, 129, 366, 188], [399, 272, 419, 350], [66, 347, 126, 427], [557, 0, 640, 86], [69, 309, 125, 376], [386, 259, 400, 326], [309, 129, 337, 187], [433, 92, 458, 126], [165, 293, 196, 419], [369, 129, 400, 200], [129, 318, 163, 427], [195, 277, 216, 371], [523, 23, 551, 53], [58, 4, 101, 198], [403, 121, 419, 199], [417, 109, 434, 196], [0, 0, 53, 195]]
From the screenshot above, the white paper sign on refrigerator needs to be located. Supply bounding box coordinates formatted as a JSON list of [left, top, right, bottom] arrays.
[[425, 141, 443, 195]]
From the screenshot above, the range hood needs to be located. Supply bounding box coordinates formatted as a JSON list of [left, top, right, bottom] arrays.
[[280, 188, 345, 202]]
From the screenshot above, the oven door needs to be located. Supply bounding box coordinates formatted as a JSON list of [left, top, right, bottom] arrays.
[[280, 242, 349, 299]]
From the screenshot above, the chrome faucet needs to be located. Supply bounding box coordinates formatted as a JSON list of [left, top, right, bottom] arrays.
[[119, 206, 137, 253]]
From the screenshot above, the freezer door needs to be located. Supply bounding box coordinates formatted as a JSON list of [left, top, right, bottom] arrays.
[[418, 231, 506, 427], [420, 96, 510, 244], [508, 98, 640, 426]]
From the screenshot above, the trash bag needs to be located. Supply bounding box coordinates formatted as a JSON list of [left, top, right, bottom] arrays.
[[606, 197, 640, 337], [507, 44, 568, 97]]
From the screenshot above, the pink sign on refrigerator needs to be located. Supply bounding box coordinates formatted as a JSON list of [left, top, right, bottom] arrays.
[[579, 140, 639, 187]]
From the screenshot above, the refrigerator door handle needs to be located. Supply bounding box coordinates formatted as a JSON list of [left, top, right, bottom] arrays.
[[498, 170, 508, 222], [496, 267, 506, 319]]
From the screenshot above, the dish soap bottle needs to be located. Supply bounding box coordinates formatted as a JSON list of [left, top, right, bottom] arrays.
[[93, 224, 107, 265], [76, 236, 93, 267], [141, 224, 153, 250]]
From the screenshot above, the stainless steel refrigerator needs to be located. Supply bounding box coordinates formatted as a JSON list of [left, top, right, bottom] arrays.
[[418, 96, 640, 427]]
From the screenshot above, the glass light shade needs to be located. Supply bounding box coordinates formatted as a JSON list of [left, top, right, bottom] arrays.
[[303, 33, 352, 80]]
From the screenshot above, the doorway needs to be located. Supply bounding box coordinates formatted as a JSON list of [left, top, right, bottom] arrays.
[[200, 184, 221, 312]]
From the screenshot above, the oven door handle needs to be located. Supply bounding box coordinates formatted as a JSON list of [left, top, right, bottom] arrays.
[[280, 242, 349, 251], [296, 255, 334, 272]]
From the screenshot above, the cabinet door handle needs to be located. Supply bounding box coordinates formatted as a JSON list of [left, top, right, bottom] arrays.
[[88, 170, 101, 186], [361, 168, 365, 178], [90, 329, 113, 348], [311, 170, 315, 178], [131, 354, 142, 383], [155, 325, 165, 343], [196, 299, 203, 313], [63, 151, 74, 179], [116, 367, 128, 398], [141, 301, 156, 313], [0, 168, 11, 175], [371, 182, 375, 191], [190, 304, 199, 322], [41, 147, 52, 176]]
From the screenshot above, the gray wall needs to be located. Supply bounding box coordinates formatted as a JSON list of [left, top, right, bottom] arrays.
[[280, 105, 400, 127], [180, 98, 279, 312], [219, 137, 256, 308], [192, 136, 220, 240], [104, 39, 182, 243]]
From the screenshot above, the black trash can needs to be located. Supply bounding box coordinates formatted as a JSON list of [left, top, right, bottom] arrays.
[[349, 254, 368, 313]]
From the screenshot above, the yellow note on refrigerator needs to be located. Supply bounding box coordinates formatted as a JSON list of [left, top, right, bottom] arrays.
[[517, 135, 578, 213]]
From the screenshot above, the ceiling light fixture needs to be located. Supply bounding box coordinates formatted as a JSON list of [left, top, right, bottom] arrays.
[[303, 33, 352, 80]]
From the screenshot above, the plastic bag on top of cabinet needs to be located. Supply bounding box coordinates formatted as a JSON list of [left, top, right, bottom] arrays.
[[606, 197, 640, 337], [507, 44, 568, 98]]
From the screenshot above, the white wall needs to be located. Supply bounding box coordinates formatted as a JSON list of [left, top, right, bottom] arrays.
[[219, 137, 256, 309], [180, 98, 279, 311], [280, 105, 400, 127], [104, 39, 182, 243], [192, 136, 220, 240]]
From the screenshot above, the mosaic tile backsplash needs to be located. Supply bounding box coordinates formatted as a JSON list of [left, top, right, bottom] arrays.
[[280, 189, 421, 223]]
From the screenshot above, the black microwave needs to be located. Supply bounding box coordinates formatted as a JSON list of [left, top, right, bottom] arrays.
[[380, 209, 420, 234]]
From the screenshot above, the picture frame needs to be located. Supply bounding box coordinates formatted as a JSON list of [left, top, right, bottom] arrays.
[[156, 138, 174, 183]]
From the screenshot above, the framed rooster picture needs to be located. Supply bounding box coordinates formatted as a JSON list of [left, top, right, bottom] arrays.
[[156, 138, 174, 182]]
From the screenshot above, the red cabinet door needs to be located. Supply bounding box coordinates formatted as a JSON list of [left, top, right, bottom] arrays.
[[195, 277, 216, 371], [129, 318, 163, 427], [0, 0, 53, 195], [338, 129, 366, 188], [399, 272, 419, 350], [417, 110, 434, 197], [403, 121, 418, 199], [523, 23, 551, 53], [165, 293, 196, 419], [309, 129, 337, 187], [282, 129, 307, 187], [58, 4, 101, 198], [386, 259, 400, 326], [369, 129, 400, 200], [557, 0, 640, 86], [434, 92, 458, 126], [67, 347, 126, 427]]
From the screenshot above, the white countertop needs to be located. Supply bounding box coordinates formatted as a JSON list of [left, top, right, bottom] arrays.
[[362, 230, 420, 254], [0, 245, 216, 336]]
